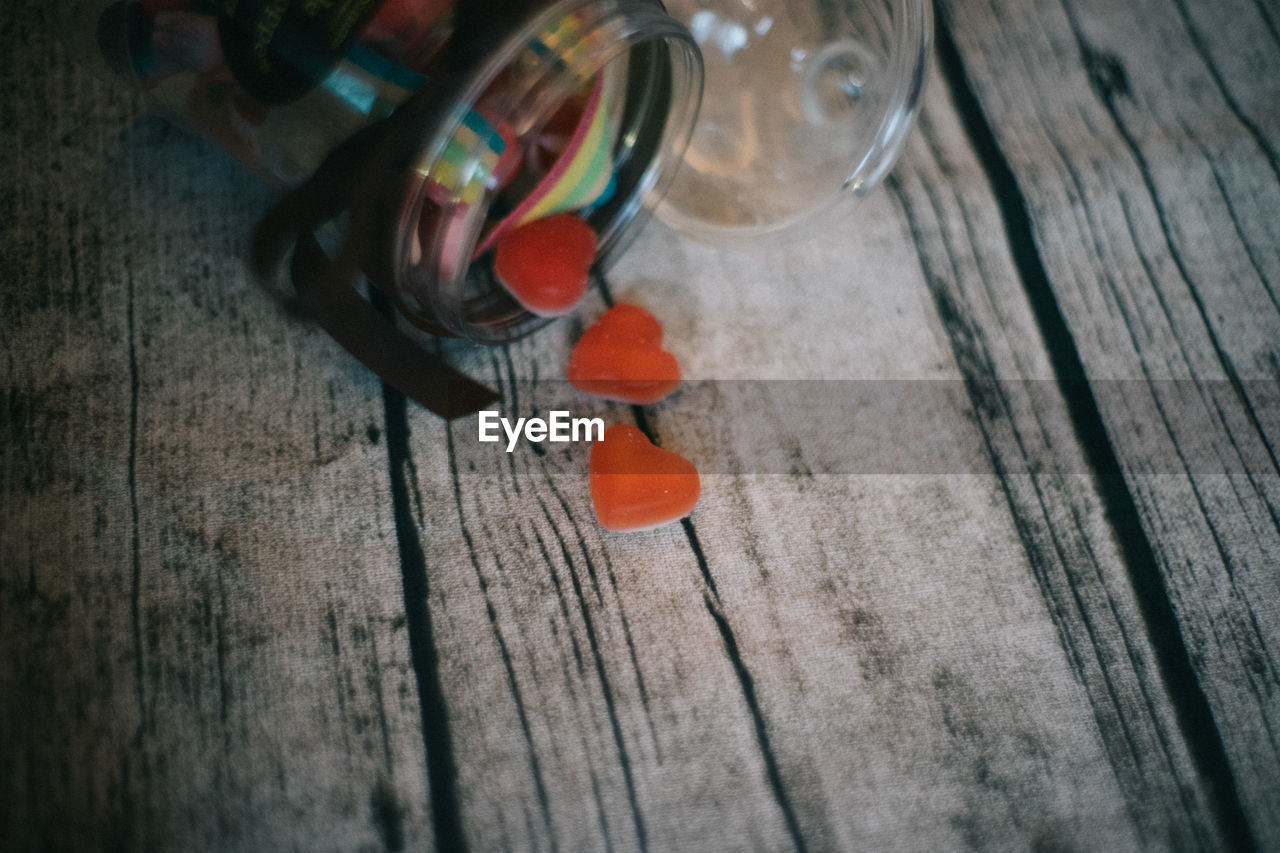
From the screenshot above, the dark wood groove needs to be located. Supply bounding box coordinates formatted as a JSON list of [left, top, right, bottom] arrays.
[[1068, 500, 1212, 843], [688, 529, 809, 853], [588, 772, 617, 853], [365, 618, 398, 771], [1063, 3, 1280, 485], [1172, 113, 1280, 313], [124, 262, 152, 852], [547, 618, 617, 852], [382, 387, 468, 853], [544, 479, 607, 607], [935, 14, 1258, 851], [1201, 384, 1280, 535], [1108, 191, 1280, 713], [532, 527, 588, 676], [708, 598, 808, 848], [487, 550, 559, 849], [446, 427, 558, 846], [1040, 98, 1279, 539], [325, 606, 357, 762], [883, 169, 1199, 839], [535, 484, 649, 852], [1253, 0, 1280, 47], [577, 534, 659, 755], [574, 512, 665, 766], [908, 119, 1206, 823], [1112, 190, 1280, 587]]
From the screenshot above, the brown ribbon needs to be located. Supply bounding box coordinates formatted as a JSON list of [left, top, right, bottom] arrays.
[[250, 82, 499, 419], [249, 1, 568, 418]]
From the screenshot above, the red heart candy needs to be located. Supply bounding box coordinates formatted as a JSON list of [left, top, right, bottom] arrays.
[[590, 425, 700, 531], [568, 304, 680, 404], [493, 213, 596, 317]]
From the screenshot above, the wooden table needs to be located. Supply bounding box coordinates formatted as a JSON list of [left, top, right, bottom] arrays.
[[5, 0, 1278, 849]]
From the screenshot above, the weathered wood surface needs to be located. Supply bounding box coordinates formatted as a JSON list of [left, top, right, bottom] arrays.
[[1, 13, 432, 851], [940, 0, 1280, 845], [3, 0, 1279, 851], [885, 76, 1234, 848]]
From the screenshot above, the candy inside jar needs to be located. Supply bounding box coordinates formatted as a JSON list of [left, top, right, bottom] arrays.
[[399, 11, 702, 341], [90, 0, 703, 341]]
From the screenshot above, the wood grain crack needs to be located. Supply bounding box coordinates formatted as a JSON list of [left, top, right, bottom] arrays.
[[534, 484, 648, 851], [685, 519, 809, 853], [383, 386, 467, 852], [934, 13, 1259, 850]]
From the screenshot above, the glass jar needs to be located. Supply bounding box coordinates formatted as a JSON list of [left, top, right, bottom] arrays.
[[65, 0, 931, 410]]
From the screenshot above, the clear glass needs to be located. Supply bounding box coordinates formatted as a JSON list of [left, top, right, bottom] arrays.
[[658, 0, 932, 239]]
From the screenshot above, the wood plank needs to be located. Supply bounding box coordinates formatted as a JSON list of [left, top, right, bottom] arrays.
[[939, 0, 1280, 844], [1, 8, 434, 850], [391, 339, 809, 852], [883, 66, 1231, 848]]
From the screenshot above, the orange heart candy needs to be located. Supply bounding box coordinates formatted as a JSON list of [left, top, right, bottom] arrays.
[[590, 425, 700, 531], [493, 213, 597, 317], [568, 304, 680, 404]]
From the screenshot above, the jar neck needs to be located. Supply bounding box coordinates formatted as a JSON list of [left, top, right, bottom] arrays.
[[382, 0, 702, 341]]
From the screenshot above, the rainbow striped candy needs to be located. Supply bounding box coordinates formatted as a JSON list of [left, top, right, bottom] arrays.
[[475, 67, 618, 255], [324, 12, 618, 246]]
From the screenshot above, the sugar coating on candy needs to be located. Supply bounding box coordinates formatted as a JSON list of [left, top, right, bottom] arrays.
[[493, 213, 597, 317], [589, 425, 700, 531], [569, 303, 680, 404]]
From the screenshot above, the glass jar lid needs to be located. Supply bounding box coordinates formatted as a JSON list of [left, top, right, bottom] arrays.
[[658, 0, 932, 240]]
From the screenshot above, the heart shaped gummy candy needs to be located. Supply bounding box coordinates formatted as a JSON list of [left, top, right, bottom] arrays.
[[589, 424, 700, 531], [493, 213, 597, 317], [568, 304, 680, 404]]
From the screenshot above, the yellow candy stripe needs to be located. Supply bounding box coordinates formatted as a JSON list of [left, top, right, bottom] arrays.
[[516, 70, 614, 225]]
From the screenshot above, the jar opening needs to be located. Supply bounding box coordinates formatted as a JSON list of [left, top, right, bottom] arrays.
[[392, 0, 702, 342]]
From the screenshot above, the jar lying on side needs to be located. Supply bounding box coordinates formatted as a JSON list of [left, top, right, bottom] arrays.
[[65, 0, 932, 414], [77, 0, 702, 340]]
